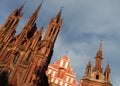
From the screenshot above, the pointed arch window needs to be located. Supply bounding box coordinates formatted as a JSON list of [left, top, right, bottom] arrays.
[[96, 74, 99, 80], [13, 52, 20, 65], [52, 27, 56, 35], [49, 27, 54, 37]]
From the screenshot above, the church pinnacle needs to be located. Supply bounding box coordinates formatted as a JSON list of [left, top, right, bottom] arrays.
[[26, 2, 42, 26]]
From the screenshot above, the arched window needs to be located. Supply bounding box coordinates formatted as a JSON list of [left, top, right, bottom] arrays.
[[96, 74, 99, 80], [13, 52, 20, 64]]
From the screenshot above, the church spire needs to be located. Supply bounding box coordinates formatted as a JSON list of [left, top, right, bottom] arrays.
[[26, 2, 42, 26], [97, 41, 103, 58], [0, 4, 24, 43], [0, 3, 24, 32], [17, 2, 26, 13], [55, 7, 62, 23], [43, 9, 62, 43], [94, 42, 103, 72]]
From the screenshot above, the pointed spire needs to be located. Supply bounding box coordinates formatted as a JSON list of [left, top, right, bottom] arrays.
[[33, 1, 43, 17], [96, 41, 103, 58], [94, 41, 103, 72], [16, 2, 26, 14], [26, 2, 42, 26], [19, 2, 26, 11], [56, 7, 63, 22]]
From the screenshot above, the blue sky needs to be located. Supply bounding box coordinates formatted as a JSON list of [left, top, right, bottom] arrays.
[[0, 0, 120, 86]]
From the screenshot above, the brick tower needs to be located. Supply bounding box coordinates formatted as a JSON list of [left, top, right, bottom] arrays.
[[80, 43, 112, 86], [0, 2, 62, 86], [46, 55, 78, 86]]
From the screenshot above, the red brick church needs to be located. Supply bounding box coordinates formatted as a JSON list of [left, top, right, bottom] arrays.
[[0, 2, 62, 86], [46, 55, 78, 86], [80, 43, 112, 86]]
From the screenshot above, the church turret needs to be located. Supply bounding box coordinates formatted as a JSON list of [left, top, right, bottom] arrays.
[[85, 60, 91, 77], [94, 42, 103, 72], [104, 63, 111, 82]]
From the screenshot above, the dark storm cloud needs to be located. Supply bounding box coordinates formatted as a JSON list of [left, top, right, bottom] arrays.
[[0, 0, 120, 85]]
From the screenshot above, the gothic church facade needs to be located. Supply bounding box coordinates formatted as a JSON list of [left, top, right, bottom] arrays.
[[0, 2, 62, 86]]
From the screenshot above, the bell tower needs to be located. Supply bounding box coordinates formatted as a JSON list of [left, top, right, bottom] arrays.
[[93, 42, 103, 72], [80, 43, 112, 86]]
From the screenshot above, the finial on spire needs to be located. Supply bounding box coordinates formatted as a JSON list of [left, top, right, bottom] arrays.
[[35, 4, 42, 14], [99, 40, 102, 51]]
